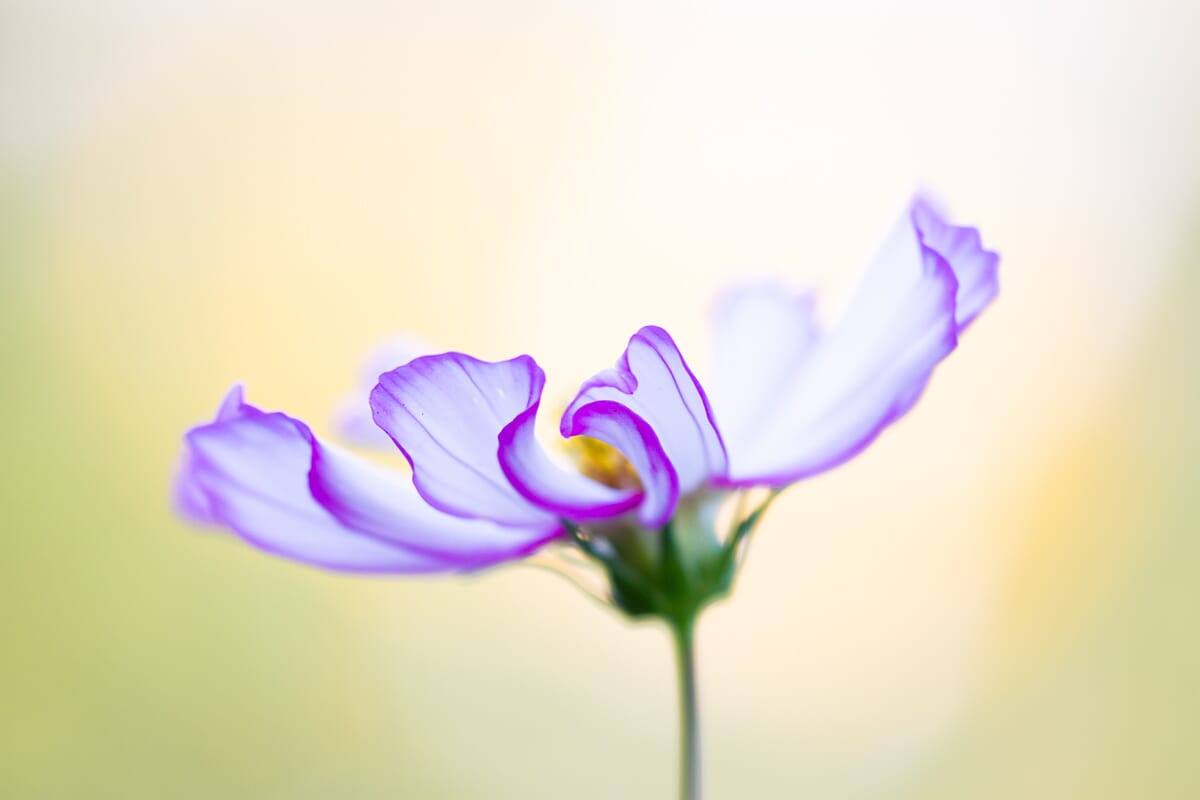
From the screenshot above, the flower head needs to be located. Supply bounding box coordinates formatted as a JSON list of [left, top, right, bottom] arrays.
[[175, 194, 998, 616]]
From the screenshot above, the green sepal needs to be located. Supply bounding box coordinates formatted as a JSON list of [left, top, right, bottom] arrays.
[[563, 491, 776, 625]]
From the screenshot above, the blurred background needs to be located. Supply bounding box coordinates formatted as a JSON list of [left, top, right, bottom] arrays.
[[2, 1, 1198, 797]]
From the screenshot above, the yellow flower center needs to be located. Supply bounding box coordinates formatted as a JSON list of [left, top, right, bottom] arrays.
[[564, 436, 642, 492]]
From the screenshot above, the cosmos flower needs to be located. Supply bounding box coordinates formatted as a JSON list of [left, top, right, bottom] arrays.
[[175, 192, 997, 800], [176, 194, 996, 585]]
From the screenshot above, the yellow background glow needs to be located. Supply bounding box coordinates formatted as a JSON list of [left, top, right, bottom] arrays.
[[3, 2, 1198, 797]]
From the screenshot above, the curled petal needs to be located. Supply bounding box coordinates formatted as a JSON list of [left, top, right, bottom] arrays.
[[563, 400, 679, 528], [563, 326, 727, 499], [177, 388, 465, 573], [496, 401, 643, 522], [370, 353, 555, 527], [714, 195, 997, 487]]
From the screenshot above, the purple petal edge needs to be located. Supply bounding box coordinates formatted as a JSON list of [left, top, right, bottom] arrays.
[[713, 296, 957, 486], [562, 326, 728, 497], [562, 399, 680, 527], [910, 193, 1000, 333], [715, 204, 966, 488], [497, 400, 645, 521], [176, 385, 551, 574], [309, 436, 562, 562], [369, 352, 556, 527]]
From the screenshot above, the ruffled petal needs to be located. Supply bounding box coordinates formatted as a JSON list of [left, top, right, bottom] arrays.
[[174, 384, 248, 526], [177, 388, 463, 573], [333, 335, 432, 449], [310, 439, 559, 561], [563, 326, 727, 500], [715, 195, 997, 487], [174, 455, 220, 526], [370, 353, 555, 527], [496, 401, 644, 522], [910, 195, 1000, 331]]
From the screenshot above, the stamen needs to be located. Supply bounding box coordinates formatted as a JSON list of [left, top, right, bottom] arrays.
[[563, 436, 642, 491]]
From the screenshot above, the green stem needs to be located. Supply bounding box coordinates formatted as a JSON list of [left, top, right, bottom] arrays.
[[671, 615, 700, 800]]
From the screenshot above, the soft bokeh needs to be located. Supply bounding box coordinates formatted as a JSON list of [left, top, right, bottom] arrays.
[[3, 2, 1198, 797]]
